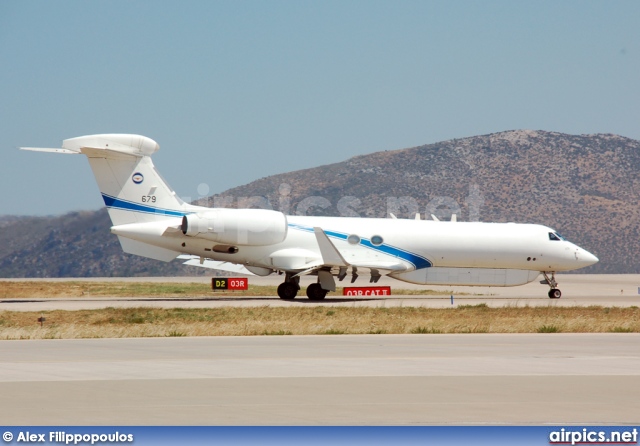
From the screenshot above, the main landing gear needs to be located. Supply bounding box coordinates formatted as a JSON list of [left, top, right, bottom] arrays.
[[541, 271, 562, 299], [277, 280, 328, 300], [306, 283, 328, 300], [277, 273, 300, 300], [277, 272, 330, 300]]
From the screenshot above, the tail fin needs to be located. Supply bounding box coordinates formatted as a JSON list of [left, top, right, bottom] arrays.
[[23, 134, 191, 226]]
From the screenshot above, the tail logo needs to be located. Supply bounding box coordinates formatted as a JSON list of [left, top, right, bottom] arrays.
[[132, 172, 144, 184]]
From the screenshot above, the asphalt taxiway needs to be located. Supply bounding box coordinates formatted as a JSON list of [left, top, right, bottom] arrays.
[[0, 334, 638, 425]]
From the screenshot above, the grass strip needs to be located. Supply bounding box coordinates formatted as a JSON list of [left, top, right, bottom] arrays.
[[0, 305, 638, 339], [0, 281, 464, 298]]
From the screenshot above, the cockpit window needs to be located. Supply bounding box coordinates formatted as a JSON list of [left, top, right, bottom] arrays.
[[548, 232, 566, 241]]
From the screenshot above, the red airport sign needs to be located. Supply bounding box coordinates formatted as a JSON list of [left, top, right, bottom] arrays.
[[212, 277, 248, 291], [343, 286, 391, 296]]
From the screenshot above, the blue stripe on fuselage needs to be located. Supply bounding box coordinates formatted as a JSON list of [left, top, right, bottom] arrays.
[[101, 193, 186, 217], [289, 223, 432, 269]]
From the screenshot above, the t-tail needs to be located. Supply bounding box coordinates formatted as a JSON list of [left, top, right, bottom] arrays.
[[21, 134, 199, 261]]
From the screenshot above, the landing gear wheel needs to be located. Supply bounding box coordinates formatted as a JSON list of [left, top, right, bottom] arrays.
[[548, 288, 561, 299], [306, 283, 328, 300], [277, 282, 298, 300]]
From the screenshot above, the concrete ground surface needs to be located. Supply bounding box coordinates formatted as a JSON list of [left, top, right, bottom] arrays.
[[0, 334, 639, 425], [1, 275, 639, 425]]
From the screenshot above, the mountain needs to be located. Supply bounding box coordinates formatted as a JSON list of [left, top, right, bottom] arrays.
[[0, 210, 205, 277], [1, 130, 638, 276]]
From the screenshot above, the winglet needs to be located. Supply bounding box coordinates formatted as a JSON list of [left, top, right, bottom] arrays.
[[313, 227, 349, 267]]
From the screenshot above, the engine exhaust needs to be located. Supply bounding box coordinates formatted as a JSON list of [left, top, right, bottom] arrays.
[[181, 215, 189, 235]]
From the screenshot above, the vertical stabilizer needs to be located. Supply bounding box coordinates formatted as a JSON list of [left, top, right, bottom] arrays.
[[69, 134, 190, 226], [82, 148, 187, 225], [23, 134, 192, 226]]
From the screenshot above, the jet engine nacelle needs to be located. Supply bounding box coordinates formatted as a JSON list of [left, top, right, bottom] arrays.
[[181, 209, 288, 246]]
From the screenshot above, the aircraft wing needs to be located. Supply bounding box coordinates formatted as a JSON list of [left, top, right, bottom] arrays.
[[177, 255, 255, 275], [347, 261, 408, 271], [177, 228, 410, 278], [312, 227, 409, 273]]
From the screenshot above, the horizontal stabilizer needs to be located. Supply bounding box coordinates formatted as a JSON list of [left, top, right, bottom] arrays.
[[20, 147, 78, 154], [22, 134, 160, 158]]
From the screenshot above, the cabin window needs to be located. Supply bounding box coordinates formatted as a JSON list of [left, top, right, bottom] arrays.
[[371, 235, 384, 246], [347, 234, 361, 245]]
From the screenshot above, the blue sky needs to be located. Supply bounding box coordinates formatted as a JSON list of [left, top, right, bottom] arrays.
[[2, 1, 639, 216]]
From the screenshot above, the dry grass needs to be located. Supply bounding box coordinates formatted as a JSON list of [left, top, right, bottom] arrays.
[[0, 281, 265, 298], [2, 281, 636, 340], [1, 305, 638, 340], [0, 281, 464, 298]]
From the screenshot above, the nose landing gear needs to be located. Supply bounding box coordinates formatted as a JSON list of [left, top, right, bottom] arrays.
[[548, 288, 562, 299], [541, 272, 562, 299]]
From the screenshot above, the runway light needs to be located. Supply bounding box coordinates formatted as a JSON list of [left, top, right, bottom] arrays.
[[37, 316, 46, 327]]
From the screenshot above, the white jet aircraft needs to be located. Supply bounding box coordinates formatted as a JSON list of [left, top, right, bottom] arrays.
[[22, 134, 598, 300]]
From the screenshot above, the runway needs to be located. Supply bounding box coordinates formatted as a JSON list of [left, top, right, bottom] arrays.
[[2, 274, 640, 311], [1, 334, 639, 425]]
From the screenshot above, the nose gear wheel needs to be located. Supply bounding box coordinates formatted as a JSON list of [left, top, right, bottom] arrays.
[[541, 272, 561, 299]]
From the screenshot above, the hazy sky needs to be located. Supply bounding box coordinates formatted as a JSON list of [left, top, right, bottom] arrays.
[[2, 1, 639, 216]]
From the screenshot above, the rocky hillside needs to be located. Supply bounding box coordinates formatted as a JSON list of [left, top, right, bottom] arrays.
[[1, 130, 637, 276], [0, 210, 205, 277]]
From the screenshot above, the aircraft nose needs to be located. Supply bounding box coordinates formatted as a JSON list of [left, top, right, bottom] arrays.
[[577, 249, 599, 267]]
